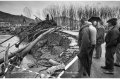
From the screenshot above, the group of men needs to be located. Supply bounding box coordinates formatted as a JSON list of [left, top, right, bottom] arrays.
[[77, 17, 120, 77]]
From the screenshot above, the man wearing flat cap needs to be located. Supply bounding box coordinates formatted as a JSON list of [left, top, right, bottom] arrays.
[[101, 18, 120, 74]]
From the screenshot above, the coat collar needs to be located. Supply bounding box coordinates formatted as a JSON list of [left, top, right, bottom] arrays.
[[109, 25, 116, 31], [80, 22, 92, 31]]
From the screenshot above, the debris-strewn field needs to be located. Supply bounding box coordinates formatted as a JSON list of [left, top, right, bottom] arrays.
[[7, 30, 79, 78], [0, 17, 79, 78]]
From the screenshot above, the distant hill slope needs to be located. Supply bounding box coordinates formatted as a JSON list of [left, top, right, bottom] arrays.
[[0, 11, 35, 24]]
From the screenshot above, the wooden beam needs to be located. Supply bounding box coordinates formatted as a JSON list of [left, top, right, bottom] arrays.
[[4, 43, 10, 78], [4, 43, 10, 69]]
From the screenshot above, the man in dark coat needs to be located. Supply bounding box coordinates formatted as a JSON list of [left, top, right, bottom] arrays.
[[114, 27, 120, 67], [77, 17, 97, 77], [95, 21, 105, 59], [101, 18, 120, 74]]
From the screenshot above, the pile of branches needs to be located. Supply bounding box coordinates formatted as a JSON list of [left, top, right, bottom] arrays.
[[18, 19, 58, 43]]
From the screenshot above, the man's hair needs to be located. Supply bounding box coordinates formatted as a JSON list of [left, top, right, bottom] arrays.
[[81, 17, 88, 23]]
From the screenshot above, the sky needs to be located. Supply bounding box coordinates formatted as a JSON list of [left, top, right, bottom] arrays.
[[0, 1, 120, 20]]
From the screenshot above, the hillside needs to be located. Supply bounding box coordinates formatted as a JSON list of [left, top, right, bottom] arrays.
[[0, 11, 35, 24]]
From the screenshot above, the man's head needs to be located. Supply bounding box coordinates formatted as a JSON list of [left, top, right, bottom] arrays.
[[93, 21, 98, 27], [88, 17, 102, 27], [80, 17, 88, 24], [97, 20, 104, 28], [107, 18, 117, 27]]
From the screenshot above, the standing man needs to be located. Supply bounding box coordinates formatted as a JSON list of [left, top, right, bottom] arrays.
[[95, 21, 105, 59], [88, 17, 105, 59], [77, 17, 97, 77], [101, 18, 119, 74], [114, 25, 120, 67]]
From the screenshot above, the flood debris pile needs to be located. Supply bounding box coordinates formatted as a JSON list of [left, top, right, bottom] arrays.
[[18, 18, 57, 43], [8, 31, 79, 78]]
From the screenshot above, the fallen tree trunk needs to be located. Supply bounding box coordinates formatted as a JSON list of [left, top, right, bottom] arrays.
[[20, 28, 55, 58], [0, 28, 57, 65], [0, 28, 57, 77]]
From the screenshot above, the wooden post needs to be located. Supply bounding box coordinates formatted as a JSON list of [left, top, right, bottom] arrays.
[[4, 43, 10, 78]]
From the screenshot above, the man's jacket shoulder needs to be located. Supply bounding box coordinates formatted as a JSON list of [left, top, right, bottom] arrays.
[[80, 22, 92, 31]]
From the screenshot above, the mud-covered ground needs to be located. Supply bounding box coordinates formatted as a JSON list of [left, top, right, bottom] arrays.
[[1, 30, 120, 78], [61, 43, 120, 78], [6, 31, 79, 78]]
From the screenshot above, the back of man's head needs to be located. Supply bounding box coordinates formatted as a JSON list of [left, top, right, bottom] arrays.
[[81, 17, 88, 24]]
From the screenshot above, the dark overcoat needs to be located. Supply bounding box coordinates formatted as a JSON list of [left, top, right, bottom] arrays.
[[105, 26, 119, 48], [78, 23, 94, 76], [96, 27, 105, 46]]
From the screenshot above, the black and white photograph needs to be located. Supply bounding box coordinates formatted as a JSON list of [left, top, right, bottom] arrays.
[[0, 0, 120, 78]]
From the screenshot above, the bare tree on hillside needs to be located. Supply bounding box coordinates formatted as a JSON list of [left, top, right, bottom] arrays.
[[61, 5, 67, 26], [23, 7, 32, 18], [69, 5, 76, 30]]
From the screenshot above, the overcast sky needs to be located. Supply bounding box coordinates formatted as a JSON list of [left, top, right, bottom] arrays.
[[0, 1, 120, 19]]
